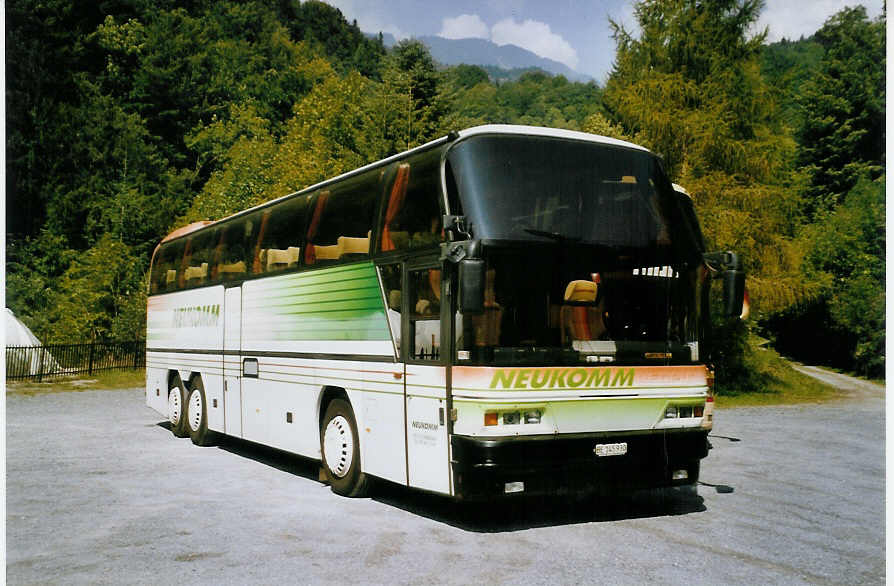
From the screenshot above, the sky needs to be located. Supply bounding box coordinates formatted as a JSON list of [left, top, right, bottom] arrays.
[[324, 0, 885, 82]]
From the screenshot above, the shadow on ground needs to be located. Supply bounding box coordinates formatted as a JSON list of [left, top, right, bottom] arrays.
[[159, 421, 712, 532]]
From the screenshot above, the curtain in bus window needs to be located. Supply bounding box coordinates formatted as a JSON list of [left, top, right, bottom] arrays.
[[252, 210, 271, 274], [381, 164, 410, 251], [380, 151, 444, 252], [304, 191, 330, 266]]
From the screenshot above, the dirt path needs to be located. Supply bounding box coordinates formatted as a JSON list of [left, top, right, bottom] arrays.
[[789, 362, 885, 399]]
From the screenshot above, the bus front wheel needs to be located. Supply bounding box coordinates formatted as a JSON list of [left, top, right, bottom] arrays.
[[320, 399, 369, 497]]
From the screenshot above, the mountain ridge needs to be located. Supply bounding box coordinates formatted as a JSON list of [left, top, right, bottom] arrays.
[[374, 32, 593, 83]]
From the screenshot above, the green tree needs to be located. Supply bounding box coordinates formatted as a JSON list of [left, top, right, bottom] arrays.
[[796, 7, 885, 215], [803, 175, 885, 376], [277, 0, 386, 78], [760, 36, 823, 129], [46, 235, 147, 342], [382, 40, 447, 150], [605, 0, 807, 315]]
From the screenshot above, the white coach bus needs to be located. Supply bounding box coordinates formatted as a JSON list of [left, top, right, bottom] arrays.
[[145, 125, 745, 499]]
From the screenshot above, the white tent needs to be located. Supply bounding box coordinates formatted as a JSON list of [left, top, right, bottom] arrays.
[[6, 308, 59, 377], [6, 308, 43, 346]]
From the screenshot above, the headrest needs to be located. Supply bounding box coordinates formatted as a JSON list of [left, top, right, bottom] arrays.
[[564, 280, 597, 302], [388, 290, 401, 310]]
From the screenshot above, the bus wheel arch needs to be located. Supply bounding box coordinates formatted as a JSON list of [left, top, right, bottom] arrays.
[[319, 390, 369, 497], [167, 372, 189, 438]]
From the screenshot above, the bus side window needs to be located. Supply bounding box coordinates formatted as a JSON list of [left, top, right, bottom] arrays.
[[380, 151, 443, 252], [379, 264, 402, 354], [306, 171, 378, 266], [184, 228, 218, 287], [216, 216, 255, 282], [154, 240, 186, 293], [258, 197, 309, 274], [410, 268, 441, 361], [149, 245, 165, 295]]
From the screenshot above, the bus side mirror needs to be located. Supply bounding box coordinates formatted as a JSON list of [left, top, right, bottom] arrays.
[[459, 259, 485, 314], [704, 251, 746, 319], [722, 269, 746, 318]]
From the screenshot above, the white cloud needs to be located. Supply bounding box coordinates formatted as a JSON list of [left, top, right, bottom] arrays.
[[438, 14, 490, 40], [757, 0, 885, 42], [490, 18, 580, 70], [324, 0, 409, 40]]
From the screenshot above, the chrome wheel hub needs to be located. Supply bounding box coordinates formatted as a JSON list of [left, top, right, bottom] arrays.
[[323, 415, 353, 478], [188, 389, 203, 433], [168, 387, 182, 425]]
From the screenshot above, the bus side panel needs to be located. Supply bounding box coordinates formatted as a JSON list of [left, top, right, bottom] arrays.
[[241, 357, 319, 458], [239, 264, 401, 472], [405, 364, 450, 495], [353, 365, 407, 485], [222, 286, 242, 437], [145, 365, 168, 416], [146, 287, 225, 351], [203, 372, 225, 433], [146, 287, 225, 419]]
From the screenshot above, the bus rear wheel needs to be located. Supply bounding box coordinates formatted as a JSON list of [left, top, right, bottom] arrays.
[[320, 399, 369, 497], [187, 379, 214, 446], [168, 379, 190, 438]]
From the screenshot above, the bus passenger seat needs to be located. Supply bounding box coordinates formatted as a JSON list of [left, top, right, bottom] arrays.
[[166, 269, 177, 285], [338, 231, 370, 259], [218, 261, 247, 277], [389, 231, 410, 249], [184, 263, 208, 283], [314, 243, 342, 260], [561, 280, 606, 342], [388, 290, 401, 311], [266, 247, 300, 271]]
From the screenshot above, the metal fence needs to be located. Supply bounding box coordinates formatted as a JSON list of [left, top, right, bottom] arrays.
[[6, 341, 145, 381]]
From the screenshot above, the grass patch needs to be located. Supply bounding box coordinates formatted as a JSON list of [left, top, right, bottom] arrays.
[[6, 369, 145, 395], [714, 339, 839, 408]]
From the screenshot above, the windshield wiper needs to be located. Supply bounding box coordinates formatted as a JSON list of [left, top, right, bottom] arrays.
[[522, 228, 582, 243]]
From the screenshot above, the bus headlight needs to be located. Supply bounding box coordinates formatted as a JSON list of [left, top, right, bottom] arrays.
[[524, 410, 542, 424]]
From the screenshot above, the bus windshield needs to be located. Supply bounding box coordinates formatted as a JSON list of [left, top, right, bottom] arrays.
[[448, 134, 706, 366], [446, 134, 701, 260]]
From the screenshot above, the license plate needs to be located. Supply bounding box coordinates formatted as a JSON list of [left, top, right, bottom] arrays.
[[594, 442, 628, 457]]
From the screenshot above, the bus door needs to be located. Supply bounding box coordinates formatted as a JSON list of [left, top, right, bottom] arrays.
[[404, 263, 451, 494], [223, 286, 243, 437]]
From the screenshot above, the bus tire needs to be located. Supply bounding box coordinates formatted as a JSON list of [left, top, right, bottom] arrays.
[[187, 378, 214, 447], [320, 399, 369, 497], [168, 378, 190, 438]]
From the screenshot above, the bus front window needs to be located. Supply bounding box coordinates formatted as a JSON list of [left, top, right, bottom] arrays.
[[448, 134, 705, 366], [456, 247, 701, 366]]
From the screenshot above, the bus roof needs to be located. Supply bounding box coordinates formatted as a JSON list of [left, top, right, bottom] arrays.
[[159, 125, 650, 243], [455, 124, 649, 152]]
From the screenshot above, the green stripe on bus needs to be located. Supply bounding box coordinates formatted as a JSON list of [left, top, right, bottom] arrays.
[[243, 263, 391, 342]]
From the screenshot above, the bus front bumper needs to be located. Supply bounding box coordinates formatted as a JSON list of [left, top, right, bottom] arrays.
[[450, 429, 709, 500]]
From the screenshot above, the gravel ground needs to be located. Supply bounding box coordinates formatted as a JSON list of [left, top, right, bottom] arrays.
[[6, 377, 885, 585]]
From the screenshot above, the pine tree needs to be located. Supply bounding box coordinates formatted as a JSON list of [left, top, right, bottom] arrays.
[[796, 6, 885, 215]]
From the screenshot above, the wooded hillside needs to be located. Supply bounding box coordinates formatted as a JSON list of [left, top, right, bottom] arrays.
[[6, 0, 885, 379]]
